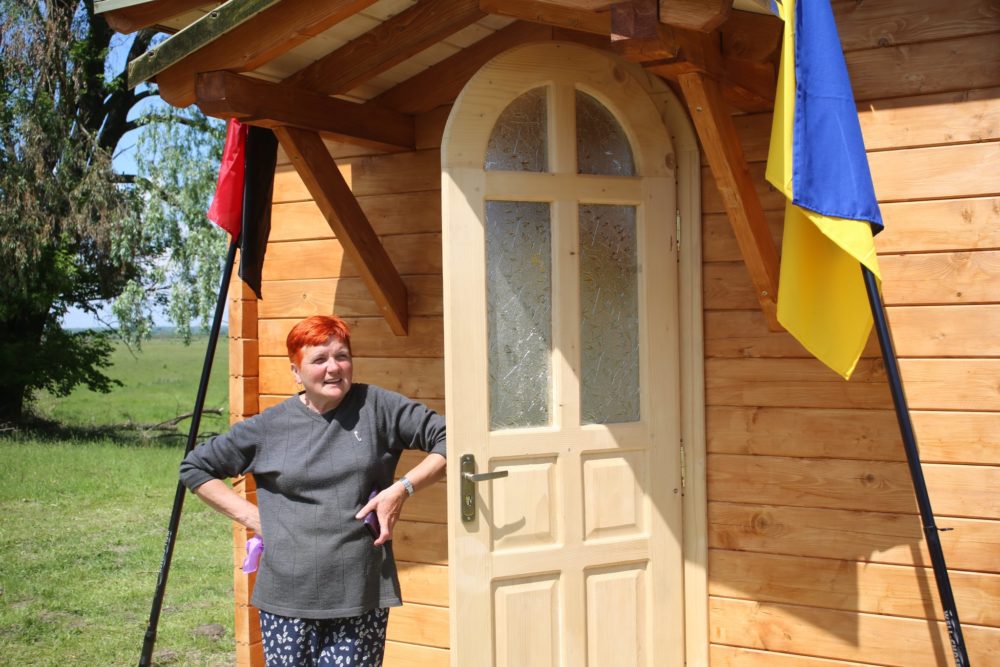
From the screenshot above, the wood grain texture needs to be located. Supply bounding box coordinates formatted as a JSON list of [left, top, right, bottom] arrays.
[[387, 602, 450, 648], [258, 316, 443, 358], [708, 502, 1000, 574], [710, 644, 871, 667], [833, 0, 1000, 52], [382, 640, 449, 667], [709, 596, 1000, 666], [709, 549, 1000, 625], [261, 235, 442, 281], [269, 191, 441, 242], [258, 276, 442, 319]]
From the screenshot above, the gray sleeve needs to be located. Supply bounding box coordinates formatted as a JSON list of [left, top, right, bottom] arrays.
[[376, 388, 447, 458], [178, 412, 265, 491]]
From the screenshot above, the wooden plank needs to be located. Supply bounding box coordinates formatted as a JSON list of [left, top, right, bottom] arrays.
[[195, 71, 414, 151], [229, 338, 259, 377], [833, 0, 1000, 52], [707, 405, 903, 461], [415, 106, 452, 150], [479, 0, 611, 35], [707, 405, 1000, 465], [261, 235, 442, 281], [702, 211, 782, 263], [397, 562, 449, 606], [258, 356, 444, 397], [708, 502, 1000, 574], [701, 162, 784, 214], [847, 33, 1000, 103], [710, 645, 871, 667], [387, 602, 450, 649], [97, 0, 208, 34], [383, 640, 449, 667], [373, 21, 554, 114], [704, 310, 879, 359], [880, 250, 1000, 306], [708, 453, 919, 514], [283, 0, 486, 96], [392, 520, 448, 564], [868, 142, 1000, 203], [399, 481, 447, 524], [729, 88, 1000, 160], [709, 597, 1000, 666], [257, 276, 443, 319], [269, 191, 441, 242], [877, 197, 1000, 254], [677, 71, 780, 329], [272, 150, 441, 201], [703, 261, 765, 311], [658, 0, 732, 32], [134, 0, 378, 105], [887, 304, 1000, 357], [705, 358, 893, 409], [257, 316, 443, 358], [710, 454, 1000, 519], [709, 549, 1000, 626], [275, 127, 409, 335]]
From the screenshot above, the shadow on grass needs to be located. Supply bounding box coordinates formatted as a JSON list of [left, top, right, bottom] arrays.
[[1, 414, 223, 448]]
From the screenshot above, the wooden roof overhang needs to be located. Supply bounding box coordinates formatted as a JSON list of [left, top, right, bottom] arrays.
[[97, 0, 785, 333]]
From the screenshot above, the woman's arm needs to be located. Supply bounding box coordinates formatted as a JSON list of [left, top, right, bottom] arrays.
[[355, 452, 446, 546], [193, 478, 262, 535]]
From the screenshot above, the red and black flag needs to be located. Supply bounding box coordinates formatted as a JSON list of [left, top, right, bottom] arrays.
[[207, 119, 278, 299]]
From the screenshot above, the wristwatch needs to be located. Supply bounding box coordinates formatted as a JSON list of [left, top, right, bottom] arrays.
[[399, 476, 415, 496]]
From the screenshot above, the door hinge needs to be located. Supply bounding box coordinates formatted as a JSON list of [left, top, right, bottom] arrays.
[[679, 440, 686, 491], [675, 209, 682, 259]]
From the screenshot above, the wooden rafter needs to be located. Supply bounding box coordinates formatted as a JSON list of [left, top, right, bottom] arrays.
[[658, 0, 732, 32], [95, 0, 211, 34], [274, 127, 409, 336], [130, 0, 378, 106], [196, 71, 414, 151], [479, 0, 611, 35], [676, 71, 781, 329], [371, 21, 553, 115], [282, 0, 486, 96]]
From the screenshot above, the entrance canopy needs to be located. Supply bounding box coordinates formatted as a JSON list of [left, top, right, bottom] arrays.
[[97, 0, 784, 333]]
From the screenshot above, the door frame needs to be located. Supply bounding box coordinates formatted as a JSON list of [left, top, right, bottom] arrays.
[[440, 42, 706, 665]]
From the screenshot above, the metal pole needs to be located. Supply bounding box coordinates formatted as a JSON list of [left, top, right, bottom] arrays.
[[861, 265, 969, 666], [138, 235, 240, 667]]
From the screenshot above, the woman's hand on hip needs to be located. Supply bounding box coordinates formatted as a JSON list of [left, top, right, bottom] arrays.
[[356, 482, 408, 547]]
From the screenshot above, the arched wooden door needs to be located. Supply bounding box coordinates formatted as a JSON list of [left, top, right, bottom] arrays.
[[442, 43, 687, 666]]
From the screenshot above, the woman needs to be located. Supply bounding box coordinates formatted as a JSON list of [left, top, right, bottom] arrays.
[[180, 315, 446, 666]]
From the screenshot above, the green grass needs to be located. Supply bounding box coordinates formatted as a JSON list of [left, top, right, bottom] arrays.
[[1, 334, 237, 665], [32, 334, 230, 445]]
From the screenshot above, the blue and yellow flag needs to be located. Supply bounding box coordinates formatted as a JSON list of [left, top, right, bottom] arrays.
[[766, 0, 882, 379]]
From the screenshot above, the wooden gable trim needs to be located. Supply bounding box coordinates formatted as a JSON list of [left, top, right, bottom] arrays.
[[282, 0, 486, 96], [658, 0, 733, 33], [274, 127, 409, 336], [676, 71, 781, 329], [95, 0, 211, 34], [196, 71, 415, 151], [130, 0, 377, 106]]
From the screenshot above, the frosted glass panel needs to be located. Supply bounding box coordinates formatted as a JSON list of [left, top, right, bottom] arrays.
[[486, 201, 552, 429], [579, 204, 639, 424], [576, 91, 635, 176], [486, 87, 548, 172]]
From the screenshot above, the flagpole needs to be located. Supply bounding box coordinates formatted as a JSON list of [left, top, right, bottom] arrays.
[[861, 265, 970, 667], [138, 234, 240, 667]]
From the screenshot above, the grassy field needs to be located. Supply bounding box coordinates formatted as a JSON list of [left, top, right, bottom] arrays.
[[1, 334, 236, 666]]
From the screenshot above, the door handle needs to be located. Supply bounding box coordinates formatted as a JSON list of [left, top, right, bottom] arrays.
[[460, 454, 507, 522]]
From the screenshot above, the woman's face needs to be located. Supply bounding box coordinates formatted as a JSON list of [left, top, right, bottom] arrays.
[[291, 335, 353, 413]]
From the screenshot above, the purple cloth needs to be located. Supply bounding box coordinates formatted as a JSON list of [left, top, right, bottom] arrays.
[[242, 535, 264, 573]]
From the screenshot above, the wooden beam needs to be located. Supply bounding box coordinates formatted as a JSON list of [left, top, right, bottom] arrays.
[[196, 71, 414, 151], [659, 0, 732, 33], [96, 0, 210, 34], [273, 127, 409, 335], [131, 0, 377, 106], [283, 0, 486, 96], [676, 71, 781, 329], [479, 0, 611, 35], [609, 0, 678, 61], [372, 21, 555, 115]]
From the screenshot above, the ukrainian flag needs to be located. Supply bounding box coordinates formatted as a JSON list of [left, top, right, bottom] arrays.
[[766, 0, 882, 379]]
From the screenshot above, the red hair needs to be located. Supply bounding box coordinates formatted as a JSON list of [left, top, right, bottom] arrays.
[[286, 315, 352, 365]]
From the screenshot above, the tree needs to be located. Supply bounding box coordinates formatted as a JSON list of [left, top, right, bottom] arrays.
[[0, 1, 226, 422]]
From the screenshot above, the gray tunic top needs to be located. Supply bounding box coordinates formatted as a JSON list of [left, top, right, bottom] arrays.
[[179, 384, 446, 619]]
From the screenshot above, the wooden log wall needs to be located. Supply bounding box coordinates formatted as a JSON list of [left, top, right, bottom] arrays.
[[230, 108, 452, 667], [703, 1, 1000, 664]]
